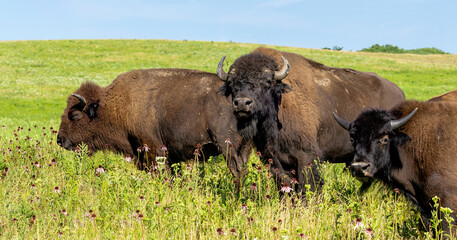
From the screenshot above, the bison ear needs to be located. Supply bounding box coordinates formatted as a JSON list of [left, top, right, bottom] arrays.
[[391, 132, 411, 147], [86, 102, 99, 119], [217, 82, 231, 96], [275, 82, 292, 94]]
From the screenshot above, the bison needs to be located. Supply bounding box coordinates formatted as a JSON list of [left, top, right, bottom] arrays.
[[333, 100, 457, 233], [216, 47, 405, 193], [428, 89, 457, 102], [57, 68, 251, 181]]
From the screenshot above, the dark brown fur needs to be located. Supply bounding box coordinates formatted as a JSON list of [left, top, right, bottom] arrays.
[[218, 47, 405, 193], [58, 69, 250, 181]]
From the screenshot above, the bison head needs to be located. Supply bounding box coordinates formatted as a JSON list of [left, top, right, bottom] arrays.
[[57, 82, 102, 152], [217, 53, 291, 139], [333, 108, 417, 182]]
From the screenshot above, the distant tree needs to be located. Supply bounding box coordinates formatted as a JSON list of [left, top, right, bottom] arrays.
[[407, 47, 447, 54], [332, 46, 343, 51], [360, 44, 448, 54]]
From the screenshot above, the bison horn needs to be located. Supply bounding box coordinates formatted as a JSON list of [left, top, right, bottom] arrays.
[[390, 108, 418, 130], [333, 112, 351, 130], [274, 56, 290, 81], [72, 94, 87, 108], [217, 55, 228, 81]]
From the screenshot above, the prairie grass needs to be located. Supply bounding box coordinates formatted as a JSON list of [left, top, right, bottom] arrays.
[[0, 40, 456, 239]]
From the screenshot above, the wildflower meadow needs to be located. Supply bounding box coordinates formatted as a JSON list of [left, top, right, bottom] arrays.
[[1, 40, 457, 239]]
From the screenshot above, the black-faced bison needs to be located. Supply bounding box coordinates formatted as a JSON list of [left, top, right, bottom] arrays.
[[217, 47, 405, 193], [57, 68, 250, 179], [333, 100, 457, 232]]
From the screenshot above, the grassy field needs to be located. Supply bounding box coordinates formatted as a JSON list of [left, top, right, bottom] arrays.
[[0, 39, 456, 239]]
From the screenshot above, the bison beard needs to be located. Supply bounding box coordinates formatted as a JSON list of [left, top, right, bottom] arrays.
[[237, 119, 257, 141]]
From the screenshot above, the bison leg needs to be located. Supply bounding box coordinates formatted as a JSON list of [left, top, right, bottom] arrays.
[[297, 154, 322, 195], [226, 142, 252, 191]]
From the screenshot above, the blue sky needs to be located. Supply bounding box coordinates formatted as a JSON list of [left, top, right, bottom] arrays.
[[1, 0, 456, 53]]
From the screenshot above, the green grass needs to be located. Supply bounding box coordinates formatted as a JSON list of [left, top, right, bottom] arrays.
[[1, 39, 456, 239]]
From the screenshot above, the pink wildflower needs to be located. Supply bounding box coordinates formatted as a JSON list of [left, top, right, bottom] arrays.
[[364, 227, 373, 236], [281, 182, 293, 193], [143, 144, 149, 152], [95, 165, 105, 175], [250, 182, 258, 191]]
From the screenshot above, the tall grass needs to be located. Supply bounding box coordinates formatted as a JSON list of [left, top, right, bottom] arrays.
[[0, 125, 424, 239], [1, 40, 456, 239]]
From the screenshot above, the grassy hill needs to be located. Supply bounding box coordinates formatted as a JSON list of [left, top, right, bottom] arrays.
[[0, 40, 456, 239]]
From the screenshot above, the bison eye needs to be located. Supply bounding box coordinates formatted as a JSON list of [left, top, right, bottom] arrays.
[[379, 135, 389, 145], [69, 110, 83, 121], [349, 138, 354, 144]]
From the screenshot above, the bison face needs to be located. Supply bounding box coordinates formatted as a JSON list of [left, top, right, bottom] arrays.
[[57, 84, 102, 152], [217, 53, 291, 138], [333, 108, 417, 182]]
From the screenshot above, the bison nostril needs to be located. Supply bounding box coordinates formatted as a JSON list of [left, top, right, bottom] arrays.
[[234, 100, 239, 107], [246, 100, 252, 106], [351, 162, 370, 172]]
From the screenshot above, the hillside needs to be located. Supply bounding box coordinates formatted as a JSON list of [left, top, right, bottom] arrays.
[[0, 40, 456, 239]]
